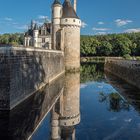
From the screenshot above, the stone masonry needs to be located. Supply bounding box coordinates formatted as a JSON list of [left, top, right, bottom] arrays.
[[105, 58, 140, 89], [0, 47, 64, 110]]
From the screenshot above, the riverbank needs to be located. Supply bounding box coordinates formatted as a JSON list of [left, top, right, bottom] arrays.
[[81, 56, 140, 63], [104, 58, 140, 89]]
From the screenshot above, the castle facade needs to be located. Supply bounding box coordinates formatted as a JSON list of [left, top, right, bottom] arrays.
[[24, 21, 52, 49]]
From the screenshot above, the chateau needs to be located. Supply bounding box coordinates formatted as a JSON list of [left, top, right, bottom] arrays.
[[24, 0, 81, 70]]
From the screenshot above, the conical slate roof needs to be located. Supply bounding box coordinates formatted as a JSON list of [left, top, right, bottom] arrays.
[[62, 0, 79, 19], [53, 0, 61, 5], [34, 23, 38, 30]]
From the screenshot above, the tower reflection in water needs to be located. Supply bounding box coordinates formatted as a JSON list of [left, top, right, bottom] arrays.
[[51, 72, 80, 140]]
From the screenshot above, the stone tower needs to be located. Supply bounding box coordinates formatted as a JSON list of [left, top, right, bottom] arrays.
[[33, 23, 39, 47], [61, 0, 81, 71], [52, 0, 62, 50]]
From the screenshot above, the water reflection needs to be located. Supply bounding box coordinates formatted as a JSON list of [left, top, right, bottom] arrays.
[[0, 74, 64, 140], [1, 63, 140, 140], [0, 71, 81, 140], [51, 72, 80, 140], [80, 63, 104, 83], [78, 63, 140, 140], [105, 71, 140, 114], [99, 92, 130, 112]]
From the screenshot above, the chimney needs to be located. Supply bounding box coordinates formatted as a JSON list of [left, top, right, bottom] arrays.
[[74, 0, 77, 12]]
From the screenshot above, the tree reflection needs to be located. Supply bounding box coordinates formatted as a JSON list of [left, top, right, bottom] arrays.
[[99, 92, 130, 112], [80, 63, 104, 83]]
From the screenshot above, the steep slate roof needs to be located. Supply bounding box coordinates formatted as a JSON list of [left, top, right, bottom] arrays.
[[62, 0, 79, 19], [34, 24, 38, 30]]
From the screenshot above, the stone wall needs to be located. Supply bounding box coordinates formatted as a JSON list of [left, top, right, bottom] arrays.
[[0, 47, 64, 110], [105, 58, 140, 89]]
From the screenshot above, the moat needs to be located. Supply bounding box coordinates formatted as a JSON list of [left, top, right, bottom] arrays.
[[1, 63, 140, 140]]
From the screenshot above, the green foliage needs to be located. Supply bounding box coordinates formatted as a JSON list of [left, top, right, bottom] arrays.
[[123, 54, 131, 60], [80, 63, 104, 83], [81, 32, 140, 56], [97, 41, 112, 56], [0, 33, 24, 46]]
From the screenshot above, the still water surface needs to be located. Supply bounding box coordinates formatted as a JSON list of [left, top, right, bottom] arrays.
[[1, 63, 140, 140]]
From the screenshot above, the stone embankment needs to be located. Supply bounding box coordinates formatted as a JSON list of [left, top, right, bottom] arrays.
[[0, 47, 65, 110], [105, 57, 140, 89]]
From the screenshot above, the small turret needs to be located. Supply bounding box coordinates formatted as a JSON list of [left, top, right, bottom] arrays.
[[52, 0, 62, 49], [34, 23, 38, 30], [33, 23, 39, 47], [31, 20, 35, 30]]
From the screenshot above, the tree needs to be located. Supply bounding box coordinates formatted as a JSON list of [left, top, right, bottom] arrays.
[[97, 41, 112, 56], [112, 35, 132, 56]]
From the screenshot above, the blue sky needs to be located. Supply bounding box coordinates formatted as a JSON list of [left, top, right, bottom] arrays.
[[0, 0, 140, 35]]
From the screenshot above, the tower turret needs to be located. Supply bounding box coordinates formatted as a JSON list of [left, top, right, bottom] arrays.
[[52, 0, 62, 49], [33, 23, 39, 47], [31, 20, 35, 30], [61, 0, 81, 71]]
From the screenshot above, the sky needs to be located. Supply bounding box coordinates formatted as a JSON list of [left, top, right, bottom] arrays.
[[0, 0, 140, 35]]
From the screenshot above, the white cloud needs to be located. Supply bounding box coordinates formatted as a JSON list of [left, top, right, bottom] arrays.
[[124, 28, 140, 33], [98, 21, 104, 25], [38, 15, 48, 20], [115, 19, 133, 27], [92, 27, 110, 31], [38, 15, 51, 23], [4, 17, 13, 21], [81, 21, 87, 28], [35, 21, 44, 26], [15, 24, 28, 30]]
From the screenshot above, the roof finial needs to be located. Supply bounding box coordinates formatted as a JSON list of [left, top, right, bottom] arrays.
[[53, 0, 61, 5], [74, 0, 77, 12]]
